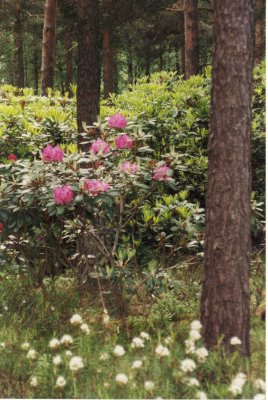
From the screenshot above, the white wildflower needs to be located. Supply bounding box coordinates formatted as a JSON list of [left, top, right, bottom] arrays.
[[69, 356, 84, 372], [189, 329, 201, 341], [191, 320, 202, 331], [230, 336, 242, 345], [144, 381, 154, 391], [196, 391, 207, 400], [253, 394, 266, 400], [155, 344, 170, 358], [53, 355, 62, 366], [180, 358, 197, 373], [195, 347, 209, 363], [26, 349, 37, 360], [229, 372, 246, 395], [21, 342, 30, 351], [100, 352, 109, 361], [185, 339, 195, 354], [254, 379, 266, 392], [115, 373, 128, 386], [185, 377, 200, 387], [60, 334, 73, 346], [56, 376, 66, 389], [65, 350, 72, 358], [104, 382, 110, 388], [131, 337, 144, 348], [0, 342, 6, 348], [102, 309, 110, 325], [49, 338, 61, 349], [80, 323, 90, 335], [131, 360, 143, 369], [164, 336, 172, 345], [140, 332, 150, 340], [30, 376, 38, 388], [70, 314, 83, 325], [113, 345, 126, 357]]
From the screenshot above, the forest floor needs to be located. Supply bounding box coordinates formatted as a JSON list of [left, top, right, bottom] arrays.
[[0, 251, 265, 399]]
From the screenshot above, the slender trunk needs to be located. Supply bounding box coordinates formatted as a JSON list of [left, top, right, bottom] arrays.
[[33, 45, 39, 94], [128, 56, 133, 84], [41, 0, 57, 95], [254, 0, 265, 65], [65, 27, 73, 94], [13, 0, 24, 87], [174, 43, 180, 74], [145, 48, 151, 77], [184, 0, 199, 78], [103, 27, 116, 98], [200, 0, 254, 357], [181, 40, 185, 77], [159, 51, 164, 71], [77, 0, 100, 148]]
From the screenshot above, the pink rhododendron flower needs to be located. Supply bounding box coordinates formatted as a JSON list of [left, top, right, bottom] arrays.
[[115, 134, 133, 149], [90, 139, 110, 155], [119, 161, 138, 175], [7, 154, 17, 161], [108, 113, 127, 129], [84, 179, 110, 196], [153, 164, 172, 181], [42, 145, 64, 162], [53, 185, 74, 205]]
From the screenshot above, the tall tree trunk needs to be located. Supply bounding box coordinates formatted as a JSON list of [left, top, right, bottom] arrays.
[[41, 0, 57, 95], [33, 45, 39, 94], [13, 0, 24, 87], [103, 27, 116, 98], [145, 48, 151, 77], [184, 0, 199, 78], [77, 0, 100, 149], [65, 27, 73, 94], [200, 0, 254, 357], [159, 51, 164, 71], [254, 0, 265, 65]]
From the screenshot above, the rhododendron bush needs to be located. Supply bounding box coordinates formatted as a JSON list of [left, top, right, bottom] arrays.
[[0, 117, 204, 287]]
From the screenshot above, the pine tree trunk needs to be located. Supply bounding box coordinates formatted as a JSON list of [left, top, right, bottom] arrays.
[[77, 0, 100, 149], [13, 0, 24, 88], [33, 45, 39, 94], [184, 0, 199, 78], [254, 0, 265, 65], [200, 0, 254, 357], [41, 0, 57, 95], [65, 27, 73, 94], [103, 27, 116, 98]]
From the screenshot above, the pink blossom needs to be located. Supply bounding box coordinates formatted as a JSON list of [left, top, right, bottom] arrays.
[[108, 113, 127, 129], [84, 179, 110, 196], [53, 185, 74, 205], [153, 164, 172, 181], [115, 134, 133, 149], [90, 139, 110, 155], [119, 161, 138, 175], [42, 145, 64, 162], [7, 154, 17, 161]]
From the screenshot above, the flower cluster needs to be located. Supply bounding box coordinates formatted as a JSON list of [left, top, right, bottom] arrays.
[[53, 186, 74, 205], [119, 161, 138, 175], [108, 113, 127, 129], [84, 179, 110, 196], [42, 145, 64, 162], [90, 139, 110, 155], [153, 164, 172, 181], [229, 372, 247, 396], [115, 134, 133, 149]]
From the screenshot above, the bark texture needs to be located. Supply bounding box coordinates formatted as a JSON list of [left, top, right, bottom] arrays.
[[200, 0, 254, 357], [184, 0, 199, 78], [65, 27, 73, 94], [41, 0, 57, 95], [103, 28, 117, 98], [13, 0, 24, 87], [77, 0, 100, 148], [254, 0, 265, 65]]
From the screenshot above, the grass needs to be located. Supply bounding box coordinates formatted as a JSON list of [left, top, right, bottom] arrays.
[[0, 254, 265, 399]]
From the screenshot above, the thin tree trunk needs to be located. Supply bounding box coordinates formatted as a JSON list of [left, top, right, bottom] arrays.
[[41, 0, 57, 95], [65, 27, 73, 94], [200, 0, 254, 357], [13, 0, 24, 87], [145, 48, 151, 77], [184, 0, 199, 78], [33, 44, 39, 94], [254, 0, 265, 65], [159, 51, 164, 71], [77, 0, 100, 149]]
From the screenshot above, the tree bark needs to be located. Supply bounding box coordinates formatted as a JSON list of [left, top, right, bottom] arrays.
[[13, 0, 24, 88], [41, 0, 57, 95], [200, 0, 254, 357], [184, 0, 199, 78], [33, 45, 39, 94], [65, 27, 73, 94], [77, 0, 100, 149], [254, 0, 265, 65], [103, 27, 116, 98]]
